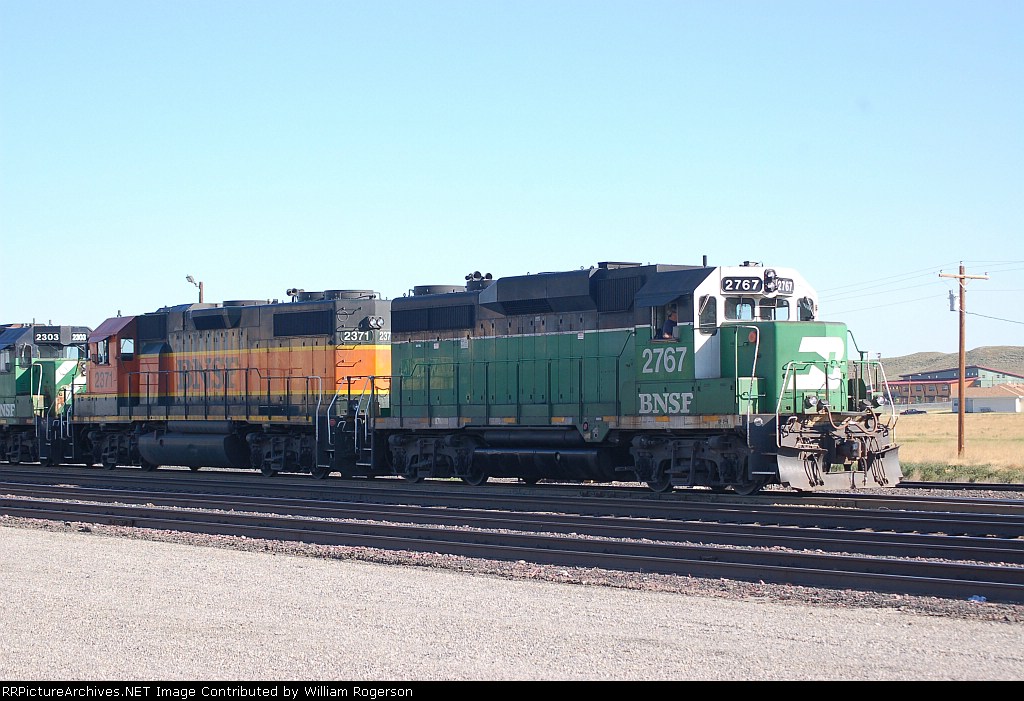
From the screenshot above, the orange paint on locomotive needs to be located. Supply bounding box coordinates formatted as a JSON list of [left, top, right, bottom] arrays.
[[84, 343, 389, 401]]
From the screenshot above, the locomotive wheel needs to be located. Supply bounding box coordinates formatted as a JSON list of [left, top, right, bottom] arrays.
[[519, 477, 540, 486], [461, 467, 488, 487], [101, 459, 117, 470], [645, 464, 672, 493], [399, 457, 424, 483], [260, 463, 276, 477], [310, 464, 331, 480], [139, 460, 159, 472], [189, 466, 202, 472], [731, 478, 766, 496]]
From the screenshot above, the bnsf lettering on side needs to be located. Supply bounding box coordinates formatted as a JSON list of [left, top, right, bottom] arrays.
[[638, 392, 694, 415]]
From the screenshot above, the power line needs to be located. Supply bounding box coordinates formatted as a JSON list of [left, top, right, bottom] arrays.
[[821, 280, 945, 304], [965, 311, 1024, 325], [824, 266, 1024, 303], [817, 263, 958, 294], [827, 295, 939, 315], [817, 262, 1024, 298], [963, 260, 1024, 265], [970, 264, 1024, 275]]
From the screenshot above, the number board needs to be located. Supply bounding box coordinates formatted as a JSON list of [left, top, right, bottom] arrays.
[[32, 327, 89, 345], [769, 278, 795, 295], [721, 277, 763, 293], [33, 326, 65, 345], [722, 276, 796, 295]]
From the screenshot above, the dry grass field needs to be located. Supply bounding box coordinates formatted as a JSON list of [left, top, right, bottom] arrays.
[[891, 411, 1024, 482]]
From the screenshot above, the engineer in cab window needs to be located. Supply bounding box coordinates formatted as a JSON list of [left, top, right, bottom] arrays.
[[661, 308, 678, 339]]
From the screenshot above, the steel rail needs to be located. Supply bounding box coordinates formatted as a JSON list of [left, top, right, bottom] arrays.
[[3, 465, 1023, 516], [3, 482, 1023, 565], [3, 496, 1022, 604], [2, 469, 1023, 537]]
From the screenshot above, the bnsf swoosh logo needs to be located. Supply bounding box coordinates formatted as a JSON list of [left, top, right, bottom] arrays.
[[794, 337, 845, 390]]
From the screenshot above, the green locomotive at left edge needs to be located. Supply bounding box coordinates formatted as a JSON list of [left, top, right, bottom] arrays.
[[0, 324, 90, 463]]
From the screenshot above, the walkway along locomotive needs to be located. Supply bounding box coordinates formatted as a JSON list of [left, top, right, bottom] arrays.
[[24, 261, 902, 494]]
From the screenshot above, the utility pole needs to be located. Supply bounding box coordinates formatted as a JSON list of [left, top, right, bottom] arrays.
[[938, 263, 988, 457]]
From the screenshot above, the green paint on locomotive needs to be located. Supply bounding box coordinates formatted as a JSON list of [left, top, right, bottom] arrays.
[[0, 325, 89, 464], [0, 332, 86, 426], [718, 321, 852, 414], [393, 319, 861, 425], [393, 328, 637, 424], [384, 261, 900, 492]]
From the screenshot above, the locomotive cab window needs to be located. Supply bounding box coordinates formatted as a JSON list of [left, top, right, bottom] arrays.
[[95, 339, 110, 365], [759, 298, 790, 321], [698, 295, 718, 335], [798, 297, 816, 321], [725, 297, 755, 321], [653, 295, 692, 340], [120, 338, 135, 361], [0, 348, 10, 373]]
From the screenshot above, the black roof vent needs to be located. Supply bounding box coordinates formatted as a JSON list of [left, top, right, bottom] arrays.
[[478, 268, 596, 314], [413, 285, 464, 296], [324, 290, 377, 300]]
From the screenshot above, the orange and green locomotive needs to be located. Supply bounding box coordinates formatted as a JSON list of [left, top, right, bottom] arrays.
[[18, 259, 902, 494]]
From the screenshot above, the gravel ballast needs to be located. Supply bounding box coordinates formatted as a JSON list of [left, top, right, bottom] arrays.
[[1, 519, 1022, 681]]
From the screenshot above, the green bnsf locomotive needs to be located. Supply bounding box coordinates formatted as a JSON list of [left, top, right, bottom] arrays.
[[0, 324, 90, 464], [375, 261, 901, 494]]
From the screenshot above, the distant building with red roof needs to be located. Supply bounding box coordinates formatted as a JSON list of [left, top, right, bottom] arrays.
[[887, 365, 1024, 411]]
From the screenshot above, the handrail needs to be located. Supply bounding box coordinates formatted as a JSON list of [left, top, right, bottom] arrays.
[[325, 374, 391, 450], [125, 366, 325, 422], [732, 325, 760, 448], [775, 360, 821, 448]]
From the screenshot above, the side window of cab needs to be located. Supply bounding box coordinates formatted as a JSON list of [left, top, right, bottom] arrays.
[[652, 294, 693, 341], [798, 297, 816, 321], [698, 295, 718, 335], [95, 339, 110, 365]]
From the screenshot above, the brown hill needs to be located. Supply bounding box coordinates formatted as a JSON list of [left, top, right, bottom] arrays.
[[880, 346, 1024, 379]]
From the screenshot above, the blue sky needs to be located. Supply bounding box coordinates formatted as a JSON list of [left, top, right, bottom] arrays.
[[1, 1, 1021, 359]]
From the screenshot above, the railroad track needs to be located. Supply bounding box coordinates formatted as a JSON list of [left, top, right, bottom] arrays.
[[898, 481, 1024, 492], [2, 470, 1023, 604], [3, 463, 1023, 517]]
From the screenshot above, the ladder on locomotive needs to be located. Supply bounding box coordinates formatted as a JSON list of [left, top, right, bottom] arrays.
[[35, 384, 76, 464], [322, 375, 380, 469]]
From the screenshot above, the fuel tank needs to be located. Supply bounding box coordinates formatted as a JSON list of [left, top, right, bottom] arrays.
[[138, 430, 250, 469]]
